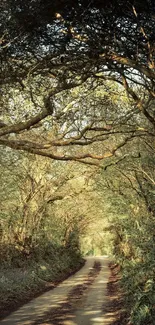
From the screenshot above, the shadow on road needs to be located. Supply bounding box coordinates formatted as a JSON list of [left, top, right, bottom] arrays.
[[0, 257, 113, 325]]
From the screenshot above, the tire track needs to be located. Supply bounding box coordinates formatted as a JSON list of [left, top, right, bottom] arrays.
[[33, 261, 101, 325]]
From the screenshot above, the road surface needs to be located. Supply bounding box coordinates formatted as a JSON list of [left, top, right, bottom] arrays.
[[0, 256, 114, 325]]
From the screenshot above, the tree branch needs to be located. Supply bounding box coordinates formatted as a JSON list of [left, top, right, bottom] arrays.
[[99, 53, 155, 80]]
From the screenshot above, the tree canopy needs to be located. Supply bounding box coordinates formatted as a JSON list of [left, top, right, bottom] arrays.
[[0, 0, 155, 165], [1, 3, 155, 323]]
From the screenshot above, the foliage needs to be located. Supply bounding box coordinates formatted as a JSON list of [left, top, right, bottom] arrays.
[[0, 153, 86, 262], [1, 2, 155, 322], [97, 138, 155, 325], [0, 0, 155, 163], [0, 151, 91, 312], [0, 242, 83, 314]]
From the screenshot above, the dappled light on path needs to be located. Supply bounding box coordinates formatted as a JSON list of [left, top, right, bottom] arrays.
[[0, 257, 115, 325], [58, 258, 114, 325]]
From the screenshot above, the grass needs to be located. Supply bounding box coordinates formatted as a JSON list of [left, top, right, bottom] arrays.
[[0, 247, 84, 320]]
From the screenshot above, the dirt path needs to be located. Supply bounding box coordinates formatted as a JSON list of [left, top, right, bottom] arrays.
[[72, 257, 112, 325], [0, 256, 112, 325]]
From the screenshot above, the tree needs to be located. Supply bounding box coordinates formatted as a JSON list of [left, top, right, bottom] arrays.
[[96, 133, 155, 325], [0, 148, 102, 261], [0, 0, 155, 164]]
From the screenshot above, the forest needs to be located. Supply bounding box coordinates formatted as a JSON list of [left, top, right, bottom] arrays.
[[0, 1, 155, 324]]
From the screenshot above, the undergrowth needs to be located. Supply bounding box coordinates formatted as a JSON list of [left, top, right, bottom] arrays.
[[0, 243, 83, 319], [114, 215, 155, 325]]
